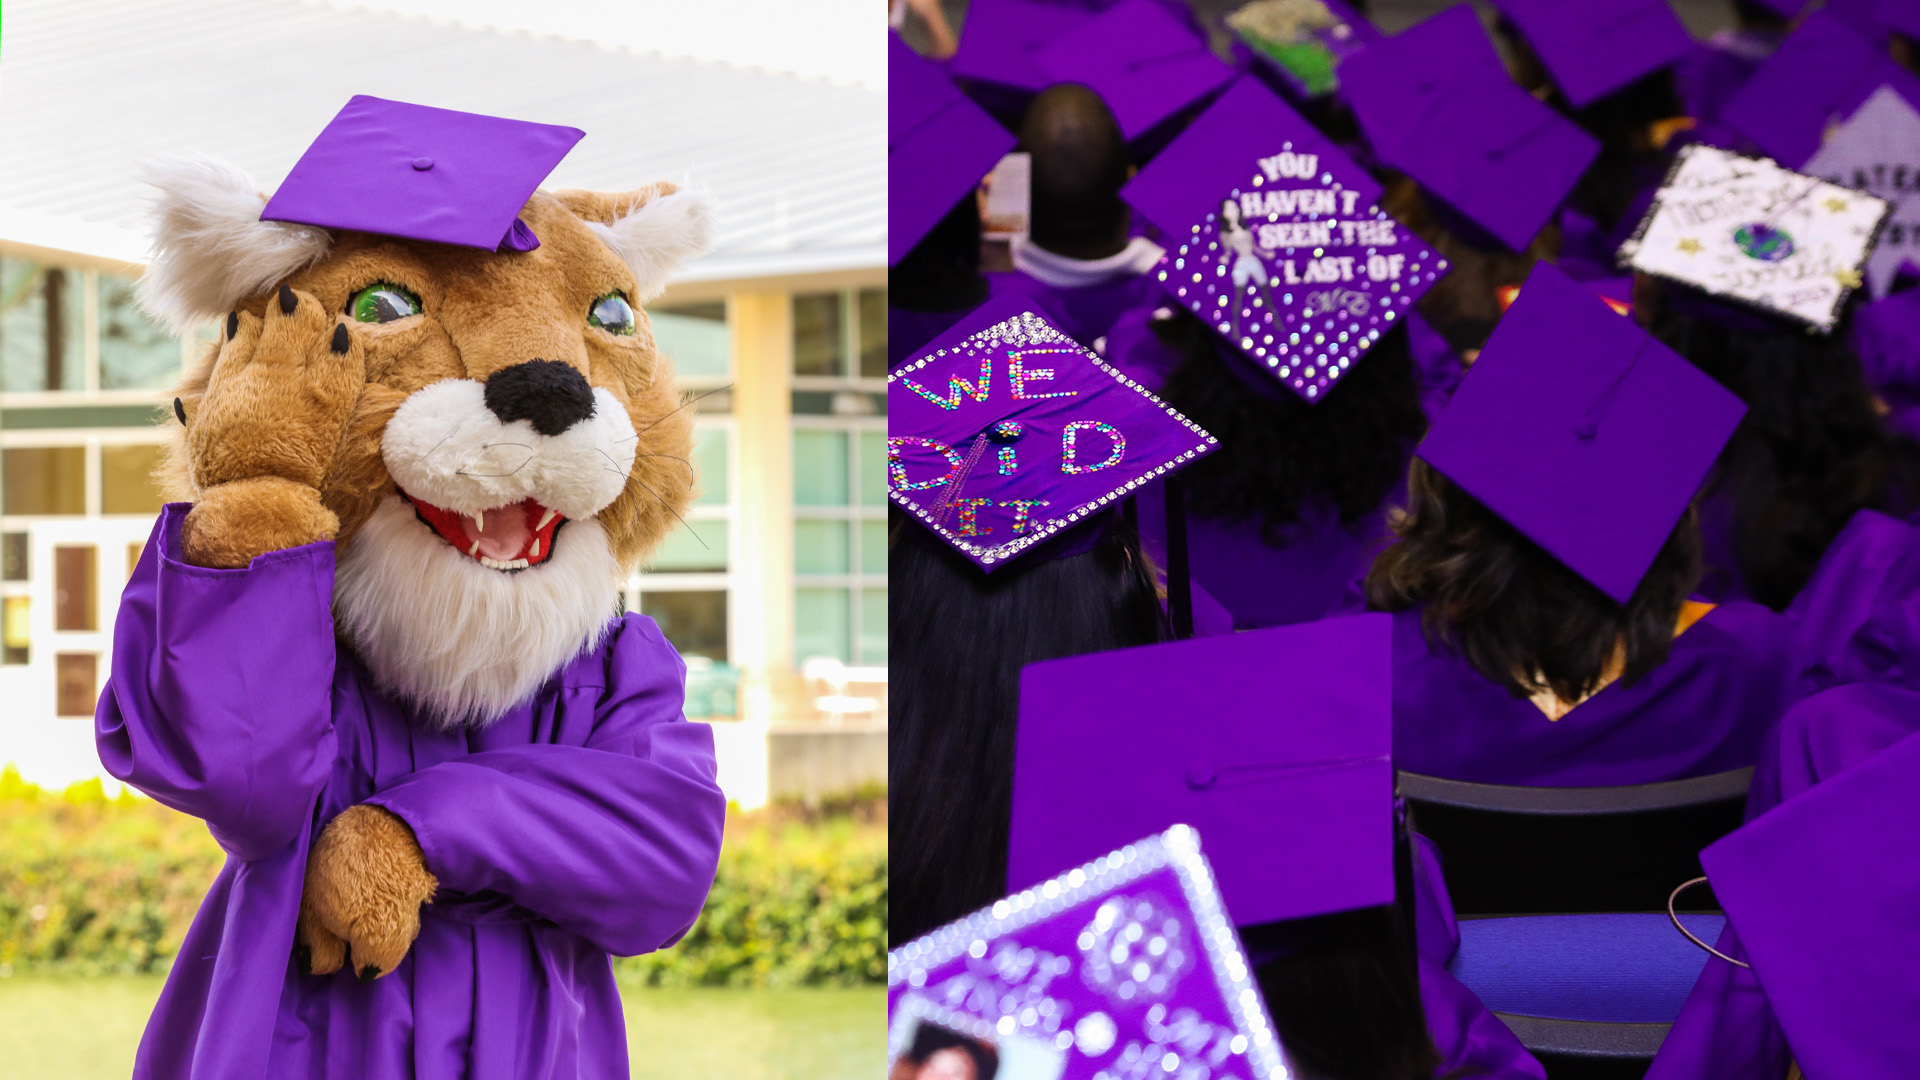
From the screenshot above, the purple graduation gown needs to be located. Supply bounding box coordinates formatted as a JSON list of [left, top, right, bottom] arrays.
[[1389, 602, 1803, 785], [988, 244, 1164, 351], [96, 505, 727, 1080]]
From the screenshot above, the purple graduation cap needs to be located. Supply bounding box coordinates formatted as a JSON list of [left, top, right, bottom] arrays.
[[888, 293, 1218, 571], [1881, 0, 1920, 40], [1122, 76, 1446, 403], [1339, 5, 1600, 252], [1697, 729, 1920, 1080], [1418, 263, 1746, 604], [890, 34, 1019, 265], [1718, 11, 1920, 170], [1008, 614, 1396, 928], [260, 95, 583, 253], [1031, 0, 1236, 142], [948, 0, 1093, 96], [1486, 0, 1694, 109], [1805, 87, 1920, 300], [888, 825, 1289, 1080]]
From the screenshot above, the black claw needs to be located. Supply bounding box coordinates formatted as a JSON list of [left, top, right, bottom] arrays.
[[278, 284, 297, 315], [295, 945, 311, 976], [358, 965, 381, 984], [172, 397, 186, 426], [226, 311, 238, 339], [331, 323, 350, 355]]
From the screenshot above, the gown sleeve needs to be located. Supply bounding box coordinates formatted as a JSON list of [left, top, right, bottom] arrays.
[[1419, 954, 1549, 1080], [95, 503, 340, 862], [367, 615, 727, 957]]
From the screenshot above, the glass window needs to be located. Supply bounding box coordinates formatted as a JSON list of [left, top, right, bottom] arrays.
[[857, 431, 887, 506], [792, 293, 844, 376], [54, 545, 97, 632], [795, 587, 851, 663], [640, 590, 728, 662], [859, 588, 888, 664], [2, 597, 27, 665], [2, 533, 26, 581], [56, 653, 98, 717], [795, 520, 850, 574], [651, 302, 730, 379], [101, 443, 166, 514], [857, 288, 887, 378], [691, 427, 730, 507], [99, 274, 181, 390], [860, 520, 887, 576], [644, 520, 729, 573], [3, 447, 86, 516], [0, 259, 84, 392], [793, 430, 850, 506]]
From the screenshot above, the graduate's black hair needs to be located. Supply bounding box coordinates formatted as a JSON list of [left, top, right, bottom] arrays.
[[1366, 459, 1704, 703], [888, 511, 1166, 943], [900, 1024, 1000, 1080], [1152, 309, 1427, 542], [1650, 292, 1920, 609], [1562, 70, 1686, 234], [891, 192, 992, 315], [1019, 83, 1132, 260], [1382, 176, 1548, 357]]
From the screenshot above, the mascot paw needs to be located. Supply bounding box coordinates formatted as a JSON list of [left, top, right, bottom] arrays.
[[298, 804, 438, 981]]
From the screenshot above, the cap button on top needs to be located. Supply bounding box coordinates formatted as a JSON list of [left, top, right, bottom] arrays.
[[1184, 764, 1218, 790], [412, 157, 434, 171]]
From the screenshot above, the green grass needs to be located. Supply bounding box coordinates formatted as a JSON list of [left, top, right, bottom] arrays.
[[0, 976, 884, 1080]]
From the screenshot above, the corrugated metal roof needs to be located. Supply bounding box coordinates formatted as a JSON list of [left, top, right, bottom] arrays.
[[0, 0, 884, 282]]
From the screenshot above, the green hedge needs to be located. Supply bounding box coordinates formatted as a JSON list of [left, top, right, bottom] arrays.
[[0, 767, 886, 985]]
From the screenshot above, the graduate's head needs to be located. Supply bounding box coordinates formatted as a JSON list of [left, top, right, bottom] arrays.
[[138, 98, 712, 726], [1019, 83, 1131, 258]]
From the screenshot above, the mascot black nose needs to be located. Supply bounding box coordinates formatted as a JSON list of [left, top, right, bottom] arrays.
[[483, 360, 597, 436]]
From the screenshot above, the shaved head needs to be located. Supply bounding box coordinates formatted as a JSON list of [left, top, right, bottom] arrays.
[[1019, 83, 1131, 258]]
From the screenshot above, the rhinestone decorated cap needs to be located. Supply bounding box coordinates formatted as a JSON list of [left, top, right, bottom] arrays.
[[261, 95, 585, 253], [888, 294, 1218, 572], [1123, 76, 1447, 404], [1418, 262, 1746, 605], [888, 826, 1289, 1079], [890, 34, 1018, 265], [1009, 615, 1396, 928], [1030, 0, 1235, 142], [1486, 0, 1694, 109]]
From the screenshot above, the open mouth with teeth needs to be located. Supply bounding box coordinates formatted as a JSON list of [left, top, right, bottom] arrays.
[[401, 492, 568, 572]]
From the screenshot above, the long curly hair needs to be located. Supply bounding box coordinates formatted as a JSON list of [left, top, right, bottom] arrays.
[[1366, 459, 1704, 703], [1152, 310, 1427, 544]]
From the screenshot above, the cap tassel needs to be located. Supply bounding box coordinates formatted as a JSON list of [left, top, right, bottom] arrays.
[[929, 430, 995, 520], [1575, 339, 1651, 440], [497, 218, 541, 253]]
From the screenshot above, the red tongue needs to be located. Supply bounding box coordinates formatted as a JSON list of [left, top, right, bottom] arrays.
[[403, 494, 565, 567], [471, 507, 531, 560]]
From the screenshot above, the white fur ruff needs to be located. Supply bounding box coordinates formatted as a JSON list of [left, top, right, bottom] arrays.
[[381, 379, 637, 521], [335, 494, 622, 728], [586, 187, 717, 301], [135, 153, 332, 334]]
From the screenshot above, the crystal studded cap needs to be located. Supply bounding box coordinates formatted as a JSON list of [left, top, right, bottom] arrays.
[[1620, 143, 1890, 333], [887, 826, 1290, 1080], [1804, 87, 1920, 300], [948, 0, 1093, 95], [1340, 4, 1600, 252], [1124, 76, 1446, 403], [1008, 614, 1396, 928], [1486, 0, 1694, 109], [1030, 0, 1236, 142], [890, 33, 1019, 265], [1718, 11, 1920, 170], [889, 293, 1218, 572], [260, 95, 584, 252], [1700, 729, 1920, 1080], [1418, 262, 1746, 604]]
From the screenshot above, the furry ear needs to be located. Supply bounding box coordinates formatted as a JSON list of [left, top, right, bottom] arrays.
[[555, 183, 717, 302], [136, 153, 332, 334]]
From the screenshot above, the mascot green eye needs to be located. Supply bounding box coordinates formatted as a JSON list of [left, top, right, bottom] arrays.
[[348, 283, 422, 324], [588, 292, 635, 336]]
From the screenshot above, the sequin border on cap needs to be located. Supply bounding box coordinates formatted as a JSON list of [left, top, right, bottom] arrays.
[[888, 311, 1219, 570], [887, 824, 1288, 1079]]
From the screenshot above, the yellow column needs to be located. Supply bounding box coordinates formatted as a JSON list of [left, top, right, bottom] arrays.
[[728, 292, 799, 722]]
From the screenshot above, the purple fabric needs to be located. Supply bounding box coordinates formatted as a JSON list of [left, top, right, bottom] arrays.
[[94, 506, 725, 1080], [1405, 308, 1465, 418], [1030, 0, 1235, 142], [947, 0, 1092, 94], [888, 276, 1034, 370], [1785, 509, 1914, 689], [261, 96, 582, 253], [890, 34, 1018, 264], [1388, 602, 1803, 785], [1671, 33, 1776, 126], [1718, 11, 1920, 169], [1851, 283, 1920, 400], [1419, 954, 1550, 1080], [1412, 832, 1460, 967], [1450, 912, 1724, 1024], [1488, 0, 1694, 109], [987, 268, 1163, 351]]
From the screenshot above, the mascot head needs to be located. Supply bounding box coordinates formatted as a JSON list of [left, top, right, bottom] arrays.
[[139, 97, 714, 726]]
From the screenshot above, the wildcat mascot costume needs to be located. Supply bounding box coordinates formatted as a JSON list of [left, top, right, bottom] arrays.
[[96, 97, 727, 1079]]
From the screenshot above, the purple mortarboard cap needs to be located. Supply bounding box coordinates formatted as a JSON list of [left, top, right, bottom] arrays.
[[1123, 77, 1446, 402], [1009, 614, 1396, 928], [1487, 0, 1693, 109], [1699, 729, 1920, 1080], [1805, 87, 1920, 300], [888, 293, 1217, 572], [1419, 263, 1746, 604], [1031, 0, 1236, 142], [889, 34, 1018, 265], [888, 825, 1289, 1079], [1340, 5, 1600, 251], [949, 0, 1093, 95], [1227, 0, 1381, 102], [1853, 286, 1920, 393], [1881, 0, 1920, 39], [1719, 12, 1920, 169], [261, 96, 582, 253]]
